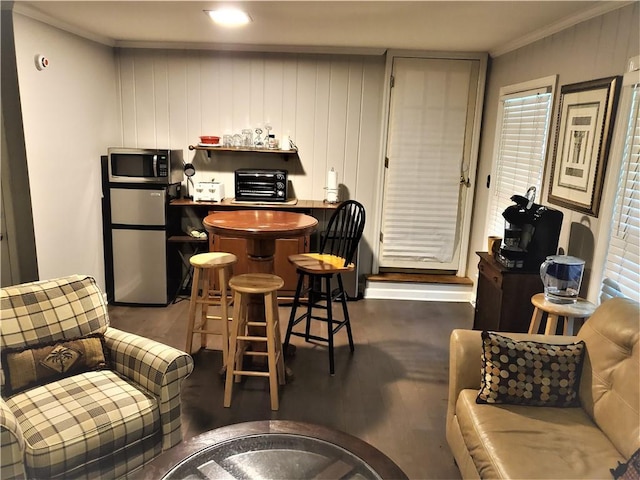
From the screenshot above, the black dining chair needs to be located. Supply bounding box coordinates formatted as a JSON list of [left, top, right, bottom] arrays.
[[283, 200, 366, 374]]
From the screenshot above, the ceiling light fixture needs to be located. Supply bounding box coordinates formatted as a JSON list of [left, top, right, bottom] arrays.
[[205, 8, 251, 27]]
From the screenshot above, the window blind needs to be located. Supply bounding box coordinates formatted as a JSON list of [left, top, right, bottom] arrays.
[[380, 59, 473, 267], [602, 82, 640, 302], [488, 88, 553, 236]]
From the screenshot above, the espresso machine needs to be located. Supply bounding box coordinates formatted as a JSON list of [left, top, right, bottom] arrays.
[[496, 187, 563, 270]]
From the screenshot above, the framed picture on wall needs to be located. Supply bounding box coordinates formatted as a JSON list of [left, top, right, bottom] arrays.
[[547, 76, 622, 217]]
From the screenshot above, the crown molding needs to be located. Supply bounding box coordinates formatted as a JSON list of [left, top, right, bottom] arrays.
[[11, 2, 115, 47], [10, 1, 634, 59], [490, 1, 634, 58], [114, 40, 386, 56]]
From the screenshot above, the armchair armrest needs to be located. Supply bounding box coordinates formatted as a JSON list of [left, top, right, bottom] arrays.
[[1, 398, 26, 480], [103, 327, 194, 450]]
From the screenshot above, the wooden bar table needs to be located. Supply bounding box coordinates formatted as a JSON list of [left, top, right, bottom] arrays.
[[203, 210, 318, 371], [203, 210, 318, 275]]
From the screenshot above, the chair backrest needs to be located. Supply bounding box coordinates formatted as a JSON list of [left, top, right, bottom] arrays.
[[1, 275, 110, 393], [320, 200, 366, 266], [0, 275, 109, 352]]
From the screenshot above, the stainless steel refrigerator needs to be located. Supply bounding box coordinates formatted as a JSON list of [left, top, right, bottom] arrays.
[[107, 185, 179, 305]]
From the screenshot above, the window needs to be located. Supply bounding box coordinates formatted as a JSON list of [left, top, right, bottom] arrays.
[[487, 76, 556, 236], [601, 75, 640, 302]]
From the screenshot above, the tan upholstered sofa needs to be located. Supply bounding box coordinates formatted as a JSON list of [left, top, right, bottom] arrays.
[[447, 297, 639, 479]]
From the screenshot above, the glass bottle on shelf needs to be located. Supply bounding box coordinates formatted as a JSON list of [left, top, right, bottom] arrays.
[[242, 129, 253, 147], [254, 128, 264, 147]]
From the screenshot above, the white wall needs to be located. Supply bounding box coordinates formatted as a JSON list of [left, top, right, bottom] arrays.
[[469, 3, 639, 301], [13, 13, 120, 290], [116, 48, 385, 275]]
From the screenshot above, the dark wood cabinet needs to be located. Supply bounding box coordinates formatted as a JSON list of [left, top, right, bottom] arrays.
[[209, 234, 308, 296], [474, 252, 544, 333]]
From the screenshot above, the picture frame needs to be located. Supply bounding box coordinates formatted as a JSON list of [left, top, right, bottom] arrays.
[[547, 76, 622, 216]]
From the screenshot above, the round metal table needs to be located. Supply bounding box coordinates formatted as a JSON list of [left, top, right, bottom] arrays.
[[138, 421, 407, 480]]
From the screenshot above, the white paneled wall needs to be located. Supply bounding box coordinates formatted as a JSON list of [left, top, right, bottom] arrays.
[[116, 48, 385, 275]]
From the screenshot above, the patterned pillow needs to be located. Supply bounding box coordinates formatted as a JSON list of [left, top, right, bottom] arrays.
[[476, 331, 585, 407], [2, 334, 109, 395], [611, 449, 640, 480]]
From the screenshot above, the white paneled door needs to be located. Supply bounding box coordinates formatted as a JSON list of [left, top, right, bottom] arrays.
[[380, 57, 482, 272]]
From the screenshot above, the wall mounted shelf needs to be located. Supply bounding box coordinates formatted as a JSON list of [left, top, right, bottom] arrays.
[[188, 145, 298, 160]]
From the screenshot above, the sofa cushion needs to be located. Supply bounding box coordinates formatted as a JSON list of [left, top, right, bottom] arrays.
[[477, 331, 585, 407], [576, 297, 640, 460], [2, 334, 108, 395], [5, 370, 161, 479], [457, 388, 626, 479]]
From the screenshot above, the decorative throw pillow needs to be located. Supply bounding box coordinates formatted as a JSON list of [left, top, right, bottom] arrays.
[[476, 331, 585, 407], [611, 449, 640, 480], [2, 333, 109, 395]]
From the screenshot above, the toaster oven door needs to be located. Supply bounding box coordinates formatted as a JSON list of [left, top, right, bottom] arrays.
[[235, 171, 287, 201]]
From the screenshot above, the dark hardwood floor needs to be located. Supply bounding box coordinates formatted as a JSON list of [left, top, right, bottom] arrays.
[[108, 295, 473, 479]]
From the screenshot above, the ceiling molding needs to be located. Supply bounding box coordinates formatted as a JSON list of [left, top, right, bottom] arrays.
[[11, 1, 634, 59], [490, 1, 634, 58], [114, 40, 386, 56], [11, 2, 116, 47]]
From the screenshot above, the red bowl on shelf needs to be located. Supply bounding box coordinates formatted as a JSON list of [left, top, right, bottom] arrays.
[[199, 136, 220, 145]]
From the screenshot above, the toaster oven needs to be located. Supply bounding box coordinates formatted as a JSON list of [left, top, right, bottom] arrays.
[[235, 169, 288, 202]]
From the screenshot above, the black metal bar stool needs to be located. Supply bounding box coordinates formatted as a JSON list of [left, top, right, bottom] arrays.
[[283, 200, 366, 375]]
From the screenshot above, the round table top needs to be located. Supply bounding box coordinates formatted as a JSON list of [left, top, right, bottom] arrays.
[[531, 292, 597, 317], [203, 210, 318, 240], [137, 420, 407, 480]]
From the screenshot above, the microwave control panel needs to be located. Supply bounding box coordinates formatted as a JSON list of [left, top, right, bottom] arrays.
[[157, 155, 168, 177]]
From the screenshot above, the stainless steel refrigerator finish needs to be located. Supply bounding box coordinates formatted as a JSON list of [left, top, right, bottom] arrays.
[[110, 187, 169, 305]]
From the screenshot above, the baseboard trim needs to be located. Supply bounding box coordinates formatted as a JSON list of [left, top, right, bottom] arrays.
[[364, 280, 473, 302]]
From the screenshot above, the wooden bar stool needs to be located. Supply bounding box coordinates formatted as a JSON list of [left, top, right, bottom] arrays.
[[528, 292, 597, 335], [224, 273, 285, 411], [185, 252, 237, 362]]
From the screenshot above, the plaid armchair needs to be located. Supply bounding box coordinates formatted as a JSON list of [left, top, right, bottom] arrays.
[[0, 275, 194, 479]]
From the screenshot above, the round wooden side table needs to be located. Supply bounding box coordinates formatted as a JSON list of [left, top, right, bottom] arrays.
[[528, 293, 597, 335]]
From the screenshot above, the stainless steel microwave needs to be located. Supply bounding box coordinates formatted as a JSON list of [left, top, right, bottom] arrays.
[[107, 148, 184, 184]]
